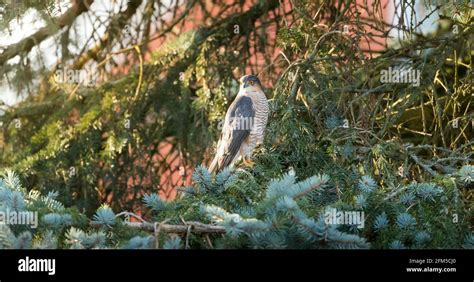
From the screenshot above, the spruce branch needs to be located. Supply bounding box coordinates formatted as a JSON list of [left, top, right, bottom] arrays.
[[293, 174, 329, 199]]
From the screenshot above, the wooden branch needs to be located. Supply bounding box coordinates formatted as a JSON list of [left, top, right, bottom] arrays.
[[124, 221, 226, 234], [0, 0, 94, 66]]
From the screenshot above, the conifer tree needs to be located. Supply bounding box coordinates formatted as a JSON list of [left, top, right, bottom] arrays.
[[0, 0, 472, 249]]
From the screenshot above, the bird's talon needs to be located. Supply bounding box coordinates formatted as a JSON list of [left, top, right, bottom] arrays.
[[243, 158, 255, 167]]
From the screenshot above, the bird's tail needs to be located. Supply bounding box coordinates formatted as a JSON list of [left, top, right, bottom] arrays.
[[208, 155, 220, 173]]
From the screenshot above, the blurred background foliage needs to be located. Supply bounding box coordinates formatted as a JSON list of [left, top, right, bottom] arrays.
[[0, 0, 472, 248]]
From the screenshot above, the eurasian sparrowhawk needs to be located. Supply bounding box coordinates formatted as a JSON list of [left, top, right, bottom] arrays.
[[209, 75, 269, 173]]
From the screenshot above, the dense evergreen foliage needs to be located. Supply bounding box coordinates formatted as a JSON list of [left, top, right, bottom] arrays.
[[0, 0, 472, 248]]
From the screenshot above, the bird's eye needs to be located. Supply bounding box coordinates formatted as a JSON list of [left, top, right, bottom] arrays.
[[249, 81, 255, 86]]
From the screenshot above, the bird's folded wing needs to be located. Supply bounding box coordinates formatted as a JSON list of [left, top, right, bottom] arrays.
[[219, 95, 256, 169]]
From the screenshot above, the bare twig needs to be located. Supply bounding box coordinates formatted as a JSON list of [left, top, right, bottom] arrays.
[[154, 219, 171, 249], [133, 45, 144, 99]]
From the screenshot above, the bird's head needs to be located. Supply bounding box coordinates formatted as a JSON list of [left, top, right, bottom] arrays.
[[239, 74, 262, 92]]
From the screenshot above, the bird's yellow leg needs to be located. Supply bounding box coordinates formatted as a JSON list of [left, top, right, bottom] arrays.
[[242, 156, 255, 167]]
